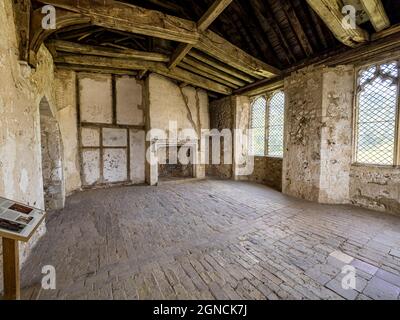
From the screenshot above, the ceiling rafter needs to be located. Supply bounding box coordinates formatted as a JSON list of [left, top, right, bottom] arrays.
[[168, 0, 233, 69], [306, 0, 369, 47], [282, 0, 314, 57], [54, 53, 232, 94], [360, 0, 390, 32], [35, 0, 280, 79]]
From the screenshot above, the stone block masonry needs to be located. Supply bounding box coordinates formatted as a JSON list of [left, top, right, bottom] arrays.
[[283, 65, 354, 204]]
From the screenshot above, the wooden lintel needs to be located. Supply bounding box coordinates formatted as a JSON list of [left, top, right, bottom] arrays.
[[306, 0, 369, 47], [360, 0, 390, 32]]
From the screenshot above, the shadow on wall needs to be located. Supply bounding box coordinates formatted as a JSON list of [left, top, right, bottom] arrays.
[[39, 96, 65, 211]]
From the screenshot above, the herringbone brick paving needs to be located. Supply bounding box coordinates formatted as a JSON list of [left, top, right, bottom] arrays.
[[20, 180, 400, 300]]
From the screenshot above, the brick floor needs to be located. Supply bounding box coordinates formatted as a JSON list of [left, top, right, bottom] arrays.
[[20, 180, 400, 300]]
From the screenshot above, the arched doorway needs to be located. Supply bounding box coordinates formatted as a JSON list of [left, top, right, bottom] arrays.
[[39, 97, 65, 210]]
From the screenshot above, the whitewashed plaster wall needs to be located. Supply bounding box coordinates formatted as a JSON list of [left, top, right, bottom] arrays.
[[0, 0, 57, 291]]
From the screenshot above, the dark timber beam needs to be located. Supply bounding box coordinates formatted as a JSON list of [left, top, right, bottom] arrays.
[[36, 0, 280, 78], [168, 0, 233, 69], [30, 7, 90, 65], [12, 0, 31, 62], [360, 0, 390, 32], [36, 0, 199, 44], [306, 0, 369, 47]]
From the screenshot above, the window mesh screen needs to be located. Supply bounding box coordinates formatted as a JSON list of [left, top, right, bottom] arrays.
[[356, 62, 398, 165], [250, 97, 266, 156], [267, 91, 285, 157]]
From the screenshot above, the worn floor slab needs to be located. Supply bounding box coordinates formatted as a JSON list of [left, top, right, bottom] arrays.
[[20, 180, 400, 300]]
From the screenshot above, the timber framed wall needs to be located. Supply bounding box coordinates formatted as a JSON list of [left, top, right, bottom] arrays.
[[76, 72, 146, 188]]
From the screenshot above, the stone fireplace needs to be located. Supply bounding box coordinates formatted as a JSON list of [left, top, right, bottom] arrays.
[[157, 142, 196, 182]]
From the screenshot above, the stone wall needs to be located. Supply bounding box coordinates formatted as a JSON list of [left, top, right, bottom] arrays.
[[233, 95, 252, 180], [0, 0, 56, 292], [207, 96, 233, 179], [283, 67, 324, 202], [319, 66, 354, 203], [283, 65, 354, 204], [248, 157, 283, 191], [350, 165, 400, 216]]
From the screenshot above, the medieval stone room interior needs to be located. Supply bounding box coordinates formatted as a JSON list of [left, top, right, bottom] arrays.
[[0, 0, 400, 302]]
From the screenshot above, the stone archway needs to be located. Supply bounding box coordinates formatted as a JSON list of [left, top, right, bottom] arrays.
[[39, 97, 65, 210]]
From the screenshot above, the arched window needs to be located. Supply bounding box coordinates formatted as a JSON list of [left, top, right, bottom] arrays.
[[250, 96, 266, 156], [250, 91, 285, 157], [267, 91, 285, 157], [355, 62, 399, 165]]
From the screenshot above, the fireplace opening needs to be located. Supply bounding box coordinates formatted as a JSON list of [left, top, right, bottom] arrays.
[[158, 145, 195, 182]]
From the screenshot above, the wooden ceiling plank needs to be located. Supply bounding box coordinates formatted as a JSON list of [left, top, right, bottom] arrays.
[[306, 0, 369, 47], [54, 53, 232, 95], [248, 0, 291, 65], [168, 0, 233, 69], [306, 3, 329, 49], [179, 62, 239, 89], [360, 0, 390, 32], [182, 56, 246, 87], [282, 0, 314, 57], [188, 50, 255, 83], [260, 0, 297, 63]]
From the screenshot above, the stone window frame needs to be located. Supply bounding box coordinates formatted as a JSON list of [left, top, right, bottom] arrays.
[[249, 89, 286, 159], [353, 59, 400, 167]]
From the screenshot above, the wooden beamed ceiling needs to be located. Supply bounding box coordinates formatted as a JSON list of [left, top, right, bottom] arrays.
[[26, 0, 400, 96]]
